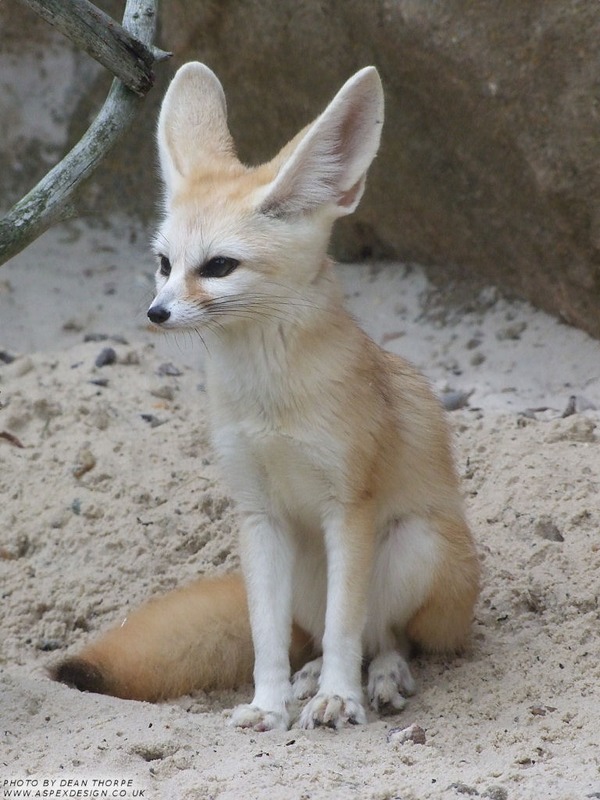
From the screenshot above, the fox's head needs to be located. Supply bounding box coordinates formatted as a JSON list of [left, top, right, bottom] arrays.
[[148, 63, 384, 332]]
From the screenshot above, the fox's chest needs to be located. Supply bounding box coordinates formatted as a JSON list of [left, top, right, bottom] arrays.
[[213, 415, 340, 524]]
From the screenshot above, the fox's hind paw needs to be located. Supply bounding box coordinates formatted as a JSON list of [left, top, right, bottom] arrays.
[[230, 703, 289, 732], [292, 657, 322, 700], [367, 650, 415, 714]]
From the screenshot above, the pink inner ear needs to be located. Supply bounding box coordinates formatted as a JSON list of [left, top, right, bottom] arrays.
[[338, 177, 364, 209]]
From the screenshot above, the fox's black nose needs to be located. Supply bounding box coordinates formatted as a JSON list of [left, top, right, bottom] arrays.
[[148, 305, 171, 324]]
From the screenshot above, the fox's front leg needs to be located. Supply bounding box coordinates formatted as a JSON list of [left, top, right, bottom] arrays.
[[299, 503, 375, 730], [230, 512, 294, 732]]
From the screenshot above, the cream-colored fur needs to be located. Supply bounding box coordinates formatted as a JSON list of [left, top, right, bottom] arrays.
[[52, 63, 480, 731]]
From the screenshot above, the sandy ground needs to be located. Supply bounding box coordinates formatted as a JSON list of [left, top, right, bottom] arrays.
[[1, 220, 599, 800]]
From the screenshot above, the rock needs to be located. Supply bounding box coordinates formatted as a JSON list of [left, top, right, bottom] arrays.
[[3, 1, 600, 337], [157, 362, 183, 377], [387, 723, 426, 745], [496, 322, 528, 341], [95, 347, 117, 368], [534, 515, 564, 542], [72, 446, 96, 479], [483, 789, 508, 800], [448, 783, 479, 796], [0, 350, 16, 365], [440, 389, 473, 411], [150, 384, 175, 402]]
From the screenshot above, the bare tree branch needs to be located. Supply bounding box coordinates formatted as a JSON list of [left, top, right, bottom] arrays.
[[0, 0, 170, 267], [20, 0, 170, 96]]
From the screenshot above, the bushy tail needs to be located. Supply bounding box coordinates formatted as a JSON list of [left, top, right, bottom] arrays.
[[51, 573, 313, 702]]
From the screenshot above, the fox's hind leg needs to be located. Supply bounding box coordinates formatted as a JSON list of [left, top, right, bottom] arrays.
[[292, 656, 322, 700], [367, 649, 415, 713], [405, 513, 480, 653], [364, 513, 479, 713]]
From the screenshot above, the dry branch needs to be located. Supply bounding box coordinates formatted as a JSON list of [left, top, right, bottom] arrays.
[[0, 0, 170, 267], [20, 0, 169, 96]]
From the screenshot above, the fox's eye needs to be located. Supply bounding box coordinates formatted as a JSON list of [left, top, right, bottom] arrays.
[[201, 256, 240, 279], [159, 255, 171, 277]]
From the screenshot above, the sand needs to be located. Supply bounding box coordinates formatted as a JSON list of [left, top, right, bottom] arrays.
[[1, 221, 599, 800]]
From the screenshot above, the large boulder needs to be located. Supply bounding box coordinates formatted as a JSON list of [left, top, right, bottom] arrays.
[[2, 1, 600, 336]]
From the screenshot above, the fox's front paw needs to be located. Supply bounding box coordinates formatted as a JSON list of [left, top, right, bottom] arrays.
[[299, 693, 366, 730], [230, 703, 289, 732], [367, 651, 415, 714], [292, 657, 322, 700]]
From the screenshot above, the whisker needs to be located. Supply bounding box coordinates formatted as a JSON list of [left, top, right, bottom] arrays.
[[151, 230, 171, 256]]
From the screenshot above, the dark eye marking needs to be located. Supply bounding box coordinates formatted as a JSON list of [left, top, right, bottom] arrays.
[[199, 256, 240, 279], [159, 255, 171, 277]]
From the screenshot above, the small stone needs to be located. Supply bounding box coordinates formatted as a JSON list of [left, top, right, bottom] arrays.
[[50, 512, 70, 530], [387, 723, 426, 745], [33, 398, 62, 420], [448, 783, 479, 796], [141, 414, 165, 428], [95, 347, 117, 368], [496, 321, 527, 340], [478, 286, 499, 309], [37, 639, 63, 652], [150, 384, 176, 401], [483, 788, 508, 800], [561, 395, 577, 418], [84, 333, 109, 342], [522, 589, 546, 613], [72, 447, 96, 479], [63, 318, 85, 333], [157, 362, 183, 377], [0, 350, 16, 365], [470, 351, 486, 366], [441, 390, 473, 411], [534, 515, 564, 542], [121, 350, 140, 366]]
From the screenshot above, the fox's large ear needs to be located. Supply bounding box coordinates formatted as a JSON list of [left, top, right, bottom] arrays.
[[258, 67, 384, 218], [157, 62, 235, 195]]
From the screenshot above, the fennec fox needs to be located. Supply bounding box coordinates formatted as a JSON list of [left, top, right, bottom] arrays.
[[53, 63, 480, 731]]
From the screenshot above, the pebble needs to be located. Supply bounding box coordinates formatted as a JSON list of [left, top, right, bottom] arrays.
[[150, 384, 176, 401], [121, 350, 141, 366], [141, 414, 165, 428], [478, 286, 499, 309], [36, 639, 63, 652], [0, 350, 16, 364], [387, 723, 426, 745], [496, 321, 527, 340], [482, 789, 508, 800], [95, 347, 117, 368], [157, 362, 183, 377], [85, 333, 129, 345], [448, 783, 478, 796], [529, 704, 557, 716], [534, 515, 564, 542], [562, 395, 597, 417], [33, 398, 62, 420], [441, 390, 473, 411], [72, 446, 96, 479]]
